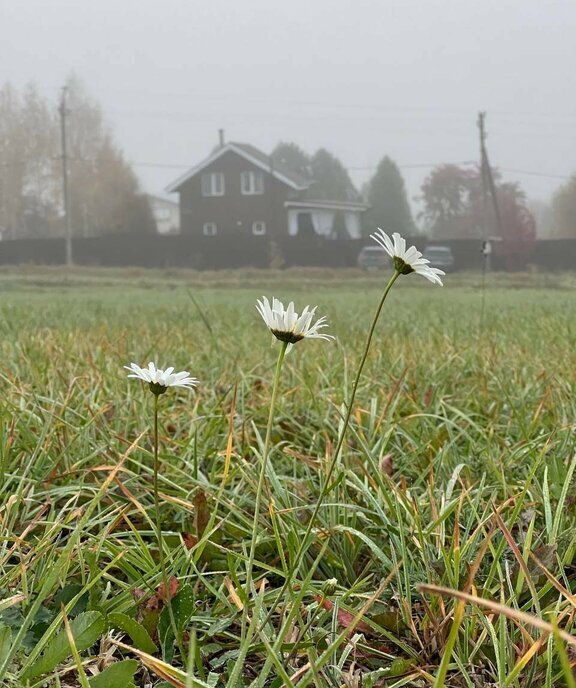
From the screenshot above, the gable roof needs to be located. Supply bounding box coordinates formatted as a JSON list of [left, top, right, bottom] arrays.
[[166, 142, 312, 193]]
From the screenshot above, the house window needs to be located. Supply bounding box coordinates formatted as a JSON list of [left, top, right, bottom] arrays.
[[203, 222, 217, 236], [241, 171, 264, 195], [201, 172, 225, 196], [252, 221, 266, 236]]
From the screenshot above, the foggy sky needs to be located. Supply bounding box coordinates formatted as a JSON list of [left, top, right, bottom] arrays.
[[1, 0, 575, 212]]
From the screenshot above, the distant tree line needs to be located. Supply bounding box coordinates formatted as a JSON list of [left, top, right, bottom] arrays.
[[272, 142, 576, 240], [2, 82, 574, 244], [0, 77, 154, 240]]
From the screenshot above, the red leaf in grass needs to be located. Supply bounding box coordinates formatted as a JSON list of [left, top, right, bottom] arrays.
[[158, 576, 179, 601], [315, 596, 371, 635], [182, 533, 198, 550], [380, 453, 394, 477], [146, 576, 180, 611]]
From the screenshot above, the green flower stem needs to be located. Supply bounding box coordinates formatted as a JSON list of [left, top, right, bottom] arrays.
[[261, 269, 401, 629], [152, 394, 183, 662], [243, 340, 288, 629]]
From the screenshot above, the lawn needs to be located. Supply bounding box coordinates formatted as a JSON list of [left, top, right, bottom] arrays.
[[0, 267, 575, 687]]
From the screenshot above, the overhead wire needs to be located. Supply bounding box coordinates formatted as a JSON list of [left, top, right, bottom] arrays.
[[0, 157, 573, 182]]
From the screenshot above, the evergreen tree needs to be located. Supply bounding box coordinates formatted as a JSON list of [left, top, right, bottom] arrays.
[[308, 148, 360, 201], [365, 156, 414, 236], [270, 142, 360, 205], [271, 141, 311, 177]]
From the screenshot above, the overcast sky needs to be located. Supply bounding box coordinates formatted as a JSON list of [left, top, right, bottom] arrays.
[[1, 0, 575, 212]]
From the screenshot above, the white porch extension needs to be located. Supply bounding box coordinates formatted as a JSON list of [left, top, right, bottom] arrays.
[[285, 200, 368, 239]]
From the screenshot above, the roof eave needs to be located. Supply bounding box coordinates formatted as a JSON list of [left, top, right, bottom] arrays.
[[284, 200, 370, 212], [165, 142, 310, 193]]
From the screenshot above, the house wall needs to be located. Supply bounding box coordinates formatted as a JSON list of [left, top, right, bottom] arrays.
[[178, 150, 297, 239], [149, 197, 180, 235]]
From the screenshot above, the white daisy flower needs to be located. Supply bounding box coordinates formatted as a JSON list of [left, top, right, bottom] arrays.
[[370, 229, 445, 285], [125, 361, 198, 395], [256, 296, 334, 353]]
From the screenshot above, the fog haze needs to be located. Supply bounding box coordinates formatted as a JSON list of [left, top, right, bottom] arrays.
[[1, 0, 574, 208]]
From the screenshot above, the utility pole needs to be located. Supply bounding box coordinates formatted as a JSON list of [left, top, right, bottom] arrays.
[[478, 112, 490, 274], [477, 111, 502, 333], [59, 86, 72, 266], [477, 111, 503, 244]]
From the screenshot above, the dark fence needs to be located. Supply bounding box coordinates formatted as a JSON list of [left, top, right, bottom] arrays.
[[0, 234, 574, 271], [0, 235, 369, 269], [526, 238, 576, 271]]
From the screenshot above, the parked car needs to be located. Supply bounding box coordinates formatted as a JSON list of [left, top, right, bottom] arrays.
[[423, 245, 455, 271], [357, 246, 389, 271]]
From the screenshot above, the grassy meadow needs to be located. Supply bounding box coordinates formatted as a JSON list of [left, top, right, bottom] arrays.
[[0, 267, 575, 687]]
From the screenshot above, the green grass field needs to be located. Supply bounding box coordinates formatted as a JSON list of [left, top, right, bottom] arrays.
[[0, 267, 575, 687]]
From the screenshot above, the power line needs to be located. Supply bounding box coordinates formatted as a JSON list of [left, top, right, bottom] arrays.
[[66, 156, 476, 172], [66, 156, 575, 180], [499, 167, 573, 180], [101, 107, 576, 139], [1, 156, 573, 182], [349, 161, 477, 171], [91, 88, 576, 122]]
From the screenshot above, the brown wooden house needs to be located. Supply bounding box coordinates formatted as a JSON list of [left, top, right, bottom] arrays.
[[166, 142, 368, 241]]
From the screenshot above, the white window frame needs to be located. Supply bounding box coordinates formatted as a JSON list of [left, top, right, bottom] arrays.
[[252, 221, 266, 236], [241, 170, 264, 195], [203, 222, 217, 236], [201, 172, 225, 197]]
